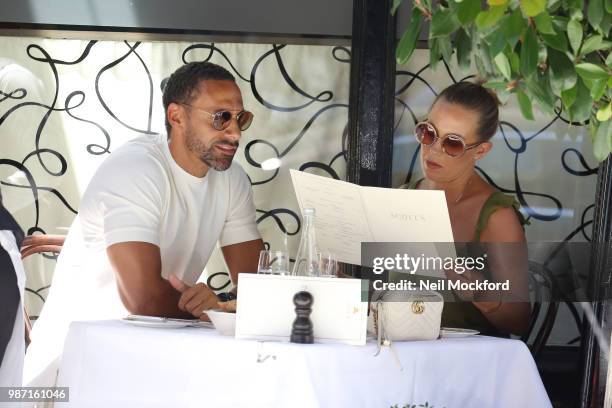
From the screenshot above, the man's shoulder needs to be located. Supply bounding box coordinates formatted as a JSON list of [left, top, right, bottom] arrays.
[[109, 133, 165, 160], [83, 134, 170, 196], [97, 134, 168, 176]]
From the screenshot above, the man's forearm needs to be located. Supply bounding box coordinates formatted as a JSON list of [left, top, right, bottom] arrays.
[[118, 277, 192, 319]]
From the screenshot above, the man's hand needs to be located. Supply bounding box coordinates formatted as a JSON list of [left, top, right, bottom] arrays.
[[169, 275, 219, 319]]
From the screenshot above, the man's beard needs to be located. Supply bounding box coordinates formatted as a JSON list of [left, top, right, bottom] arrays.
[[185, 127, 238, 171]]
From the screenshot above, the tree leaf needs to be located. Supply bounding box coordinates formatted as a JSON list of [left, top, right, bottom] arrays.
[[570, 8, 583, 21], [567, 18, 583, 55], [607, 0, 612, 14], [541, 30, 568, 52], [494, 52, 513, 80], [486, 26, 509, 57], [457, 0, 482, 24], [478, 40, 496, 75], [396, 7, 423, 64], [567, 78, 594, 122], [455, 28, 473, 70], [575, 63, 610, 80], [488, 0, 509, 5], [439, 35, 454, 63], [538, 41, 548, 65], [593, 119, 612, 162], [520, 0, 546, 17], [590, 78, 607, 100], [596, 102, 612, 122], [475, 5, 506, 29], [562, 84, 578, 108], [534, 12, 556, 34], [601, 12, 612, 38], [503, 8, 527, 48], [431, 8, 461, 38], [517, 89, 535, 120], [548, 48, 578, 92], [509, 51, 520, 73], [430, 38, 442, 70], [606, 52, 612, 67], [580, 35, 610, 56], [587, 0, 604, 30], [552, 16, 569, 31], [566, 0, 583, 10], [526, 72, 556, 114], [475, 54, 488, 77], [548, 0, 563, 12], [520, 26, 539, 78], [483, 81, 508, 89]]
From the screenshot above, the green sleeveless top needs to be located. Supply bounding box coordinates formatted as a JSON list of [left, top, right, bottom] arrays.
[[399, 178, 528, 241], [394, 178, 529, 336]]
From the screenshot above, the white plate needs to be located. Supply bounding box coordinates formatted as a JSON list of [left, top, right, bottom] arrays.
[[122, 316, 214, 329], [440, 327, 479, 338]]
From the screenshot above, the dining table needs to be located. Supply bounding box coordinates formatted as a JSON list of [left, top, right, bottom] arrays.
[[55, 319, 552, 408]]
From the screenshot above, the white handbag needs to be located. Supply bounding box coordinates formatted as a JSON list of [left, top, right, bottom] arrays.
[[367, 290, 444, 346]]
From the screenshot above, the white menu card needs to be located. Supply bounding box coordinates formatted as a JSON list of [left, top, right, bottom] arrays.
[[289, 169, 455, 266]]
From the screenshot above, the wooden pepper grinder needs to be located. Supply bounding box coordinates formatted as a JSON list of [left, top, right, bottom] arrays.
[[290, 290, 314, 344]]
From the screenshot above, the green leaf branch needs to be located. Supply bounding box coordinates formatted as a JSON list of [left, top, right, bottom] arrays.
[[393, 0, 612, 162]]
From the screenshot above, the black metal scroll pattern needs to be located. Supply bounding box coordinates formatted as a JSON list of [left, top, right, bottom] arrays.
[[204, 45, 349, 289], [394, 62, 597, 231], [0, 88, 26, 102], [0, 40, 113, 231], [0, 39, 158, 301], [244, 45, 348, 185], [1, 41, 348, 299], [95, 41, 156, 135], [395, 61, 596, 346]]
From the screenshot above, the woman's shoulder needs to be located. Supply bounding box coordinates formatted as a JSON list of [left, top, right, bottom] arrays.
[[474, 184, 528, 241]]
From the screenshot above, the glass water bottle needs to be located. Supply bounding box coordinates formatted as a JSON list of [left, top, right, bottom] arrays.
[[292, 208, 319, 276]]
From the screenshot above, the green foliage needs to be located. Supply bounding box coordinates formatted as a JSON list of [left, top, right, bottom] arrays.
[[393, 0, 612, 161]]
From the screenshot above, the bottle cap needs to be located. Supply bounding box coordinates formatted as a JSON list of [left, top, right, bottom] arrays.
[[303, 208, 316, 216]]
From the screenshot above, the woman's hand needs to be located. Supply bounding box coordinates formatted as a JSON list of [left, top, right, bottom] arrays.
[[443, 267, 485, 301], [444, 267, 503, 314]]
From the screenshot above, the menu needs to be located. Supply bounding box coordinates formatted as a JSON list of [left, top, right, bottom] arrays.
[[290, 170, 455, 267]]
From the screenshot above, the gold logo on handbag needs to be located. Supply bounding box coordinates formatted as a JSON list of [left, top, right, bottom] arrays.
[[411, 301, 425, 314]]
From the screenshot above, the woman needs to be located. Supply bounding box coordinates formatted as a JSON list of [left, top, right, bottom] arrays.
[[402, 81, 531, 336]]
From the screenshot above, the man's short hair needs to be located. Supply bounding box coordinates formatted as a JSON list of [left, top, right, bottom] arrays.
[[162, 62, 235, 135]]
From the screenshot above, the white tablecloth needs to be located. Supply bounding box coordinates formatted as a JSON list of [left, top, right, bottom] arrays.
[[56, 320, 551, 408]]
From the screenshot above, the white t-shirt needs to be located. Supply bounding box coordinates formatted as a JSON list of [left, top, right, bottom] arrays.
[[24, 133, 260, 387]]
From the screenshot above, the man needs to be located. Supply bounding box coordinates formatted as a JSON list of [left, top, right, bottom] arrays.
[[0, 187, 26, 387], [24, 62, 264, 387]]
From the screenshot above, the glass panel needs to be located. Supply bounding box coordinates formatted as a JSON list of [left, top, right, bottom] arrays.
[[394, 49, 597, 346], [0, 36, 350, 316]]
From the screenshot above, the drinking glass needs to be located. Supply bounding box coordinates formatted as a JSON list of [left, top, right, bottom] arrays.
[[317, 251, 338, 278], [257, 250, 290, 275]]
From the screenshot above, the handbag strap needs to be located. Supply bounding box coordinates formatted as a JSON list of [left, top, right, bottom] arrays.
[[373, 300, 404, 371]]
